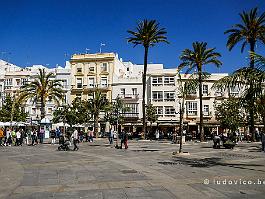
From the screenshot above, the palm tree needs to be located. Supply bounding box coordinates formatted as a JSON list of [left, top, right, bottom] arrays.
[[213, 66, 265, 139], [225, 7, 265, 68], [176, 72, 200, 152], [178, 42, 222, 142], [19, 68, 63, 119], [224, 7, 265, 137], [127, 19, 168, 138], [88, 89, 109, 138]]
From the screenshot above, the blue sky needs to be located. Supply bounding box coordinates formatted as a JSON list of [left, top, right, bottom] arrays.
[[0, 0, 264, 73]]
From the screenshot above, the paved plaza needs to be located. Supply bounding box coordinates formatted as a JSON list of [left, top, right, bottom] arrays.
[[0, 139, 265, 199]]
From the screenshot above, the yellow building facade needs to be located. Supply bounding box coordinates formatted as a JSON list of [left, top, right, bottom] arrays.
[[70, 53, 115, 102]]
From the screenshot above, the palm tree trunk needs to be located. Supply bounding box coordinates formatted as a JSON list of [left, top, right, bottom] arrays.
[[142, 47, 148, 139], [198, 68, 204, 142], [94, 114, 99, 138], [40, 97, 45, 119], [179, 100, 184, 153], [249, 40, 255, 141]]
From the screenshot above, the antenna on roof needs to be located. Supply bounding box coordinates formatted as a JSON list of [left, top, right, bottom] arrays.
[[99, 43, 105, 53], [85, 48, 90, 54]]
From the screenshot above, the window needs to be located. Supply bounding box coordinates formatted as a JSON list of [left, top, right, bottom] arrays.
[[16, 79, 21, 86], [164, 77, 175, 85], [188, 88, 197, 95], [152, 77, 163, 86], [22, 78, 27, 85], [32, 108, 36, 115], [88, 78, 95, 88], [187, 101, 197, 116], [61, 79, 67, 88], [120, 88, 125, 95], [47, 108, 52, 114], [77, 68, 82, 73], [152, 91, 163, 102], [76, 94, 81, 99], [215, 87, 224, 96], [127, 103, 138, 113], [5, 78, 12, 86], [155, 106, 163, 115], [132, 88, 137, 95], [164, 91, 175, 101], [76, 78, 82, 88], [203, 85, 208, 95], [230, 85, 240, 96], [203, 105, 209, 116], [101, 63, 108, 72], [165, 106, 175, 116], [89, 66, 95, 72], [101, 77, 108, 87], [62, 95, 67, 103]]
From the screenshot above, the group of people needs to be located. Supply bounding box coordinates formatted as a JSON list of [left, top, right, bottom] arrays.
[[0, 127, 49, 147]]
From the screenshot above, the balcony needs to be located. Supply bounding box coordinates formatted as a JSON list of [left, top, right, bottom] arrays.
[[118, 94, 139, 100], [121, 112, 139, 119]]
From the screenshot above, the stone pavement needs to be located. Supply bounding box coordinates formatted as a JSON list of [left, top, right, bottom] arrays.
[[0, 139, 265, 199]]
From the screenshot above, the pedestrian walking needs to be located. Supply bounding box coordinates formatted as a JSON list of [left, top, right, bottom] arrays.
[[39, 127, 45, 144], [16, 130, 22, 146], [5, 128, 11, 146], [50, 129, 56, 144], [120, 130, 125, 149], [124, 131, 128, 149], [109, 128, 114, 144], [11, 129, 16, 146], [25, 129, 30, 145], [261, 132, 265, 152], [72, 129, 79, 151], [31, 129, 37, 146], [88, 129, 94, 142], [155, 129, 160, 140], [0, 128, 4, 146]]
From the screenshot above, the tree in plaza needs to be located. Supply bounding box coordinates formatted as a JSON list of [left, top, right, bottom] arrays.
[[146, 104, 158, 138], [178, 42, 222, 142], [88, 89, 109, 138], [251, 53, 265, 133], [0, 95, 28, 122], [19, 68, 63, 119], [224, 7, 265, 137], [106, 97, 130, 147], [71, 97, 92, 125], [127, 19, 168, 138], [214, 65, 265, 140], [176, 72, 202, 153], [214, 98, 244, 134], [52, 105, 79, 128]]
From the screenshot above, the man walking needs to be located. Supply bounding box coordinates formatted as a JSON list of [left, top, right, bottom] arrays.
[[72, 129, 79, 151]]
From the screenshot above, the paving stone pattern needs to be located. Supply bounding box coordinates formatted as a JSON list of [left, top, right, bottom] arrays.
[[0, 140, 265, 199]]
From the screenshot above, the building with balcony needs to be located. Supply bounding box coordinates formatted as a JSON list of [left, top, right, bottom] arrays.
[[0, 60, 71, 122], [69, 53, 120, 102], [149, 71, 229, 138]]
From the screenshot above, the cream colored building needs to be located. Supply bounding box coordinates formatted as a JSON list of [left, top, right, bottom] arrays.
[[70, 53, 120, 102]]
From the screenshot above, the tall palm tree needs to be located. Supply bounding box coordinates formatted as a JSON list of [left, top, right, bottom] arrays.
[[225, 7, 265, 68], [88, 89, 109, 138], [127, 19, 168, 138], [19, 68, 63, 119], [178, 42, 222, 142], [224, 8, 265, 137]]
